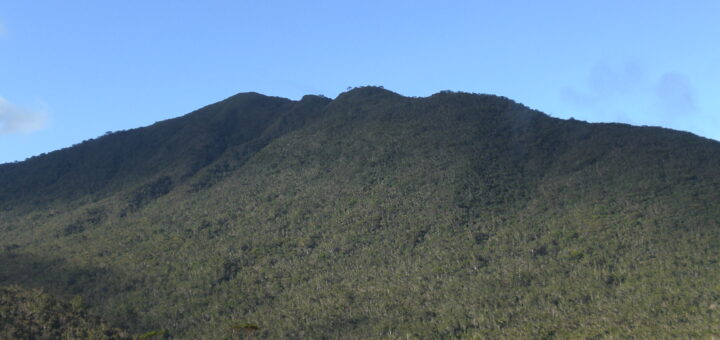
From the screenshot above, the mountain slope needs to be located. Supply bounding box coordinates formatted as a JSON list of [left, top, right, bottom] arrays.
[[0, 92, 330, 210], [1, 87, 719, 338], [0, 285, 131, 340]]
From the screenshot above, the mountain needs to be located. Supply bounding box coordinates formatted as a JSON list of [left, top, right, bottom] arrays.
[[1, 87, 719, 339]]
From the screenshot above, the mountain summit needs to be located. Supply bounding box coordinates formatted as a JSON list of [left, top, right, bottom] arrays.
[[2, 87, 719, 338]]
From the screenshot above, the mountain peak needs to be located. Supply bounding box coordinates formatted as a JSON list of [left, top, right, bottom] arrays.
[[335, 86, 402, 100]]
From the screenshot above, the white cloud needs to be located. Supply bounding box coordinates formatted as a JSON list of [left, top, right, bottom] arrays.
[[0, 97, 48, 134]]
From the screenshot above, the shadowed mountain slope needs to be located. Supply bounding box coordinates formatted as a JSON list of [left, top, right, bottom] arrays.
[[0, 92, 330, 209], [1, 87, 719, 338]]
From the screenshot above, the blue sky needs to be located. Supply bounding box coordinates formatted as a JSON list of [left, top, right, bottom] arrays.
[[1, 1, 719, 164]]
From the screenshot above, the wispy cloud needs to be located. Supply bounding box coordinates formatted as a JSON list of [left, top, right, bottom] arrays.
[[0, 97, 48, 135], [0, 20, 6, 36], [561, 62, 701, 130], [561, 62, 648, 124], [654, 73, 698, 120]]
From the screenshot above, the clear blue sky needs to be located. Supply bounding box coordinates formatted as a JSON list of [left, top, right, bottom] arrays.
[[1, 1, 719, 164]]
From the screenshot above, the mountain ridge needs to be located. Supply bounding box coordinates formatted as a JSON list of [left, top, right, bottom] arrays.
[[0, 91, 331, 210]]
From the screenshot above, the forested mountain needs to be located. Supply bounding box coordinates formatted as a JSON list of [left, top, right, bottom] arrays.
[[2, 87, 719, 339]]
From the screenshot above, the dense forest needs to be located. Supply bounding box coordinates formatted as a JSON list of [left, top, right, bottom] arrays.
[[0, 285, 131, 339], [1, 87, 719, 338]]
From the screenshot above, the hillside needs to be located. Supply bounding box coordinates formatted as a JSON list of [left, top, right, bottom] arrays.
[[2, 87, 720, 338], [0, 285, 132, 340]]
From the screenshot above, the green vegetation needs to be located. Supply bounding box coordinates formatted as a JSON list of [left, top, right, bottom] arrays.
[[0, 285, 131, 339], [1, 87, 719, 338]]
